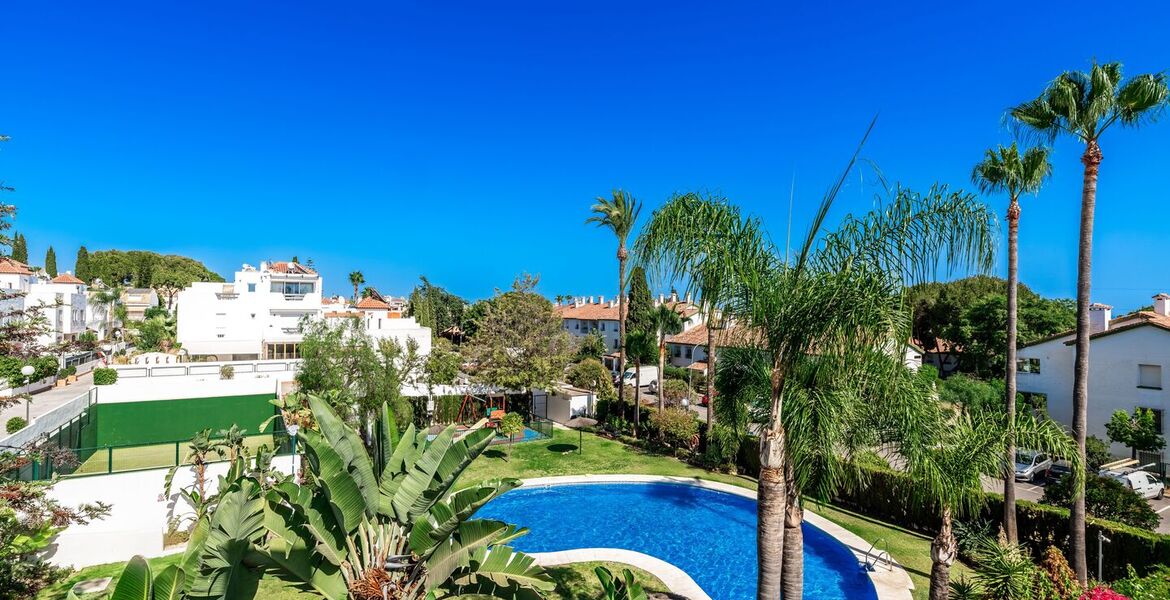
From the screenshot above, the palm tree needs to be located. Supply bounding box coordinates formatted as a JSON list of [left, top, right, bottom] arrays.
[[91, 284, 124, 341], [1012, 62, 1169, 581], [897, 405, 1080, 600], [625, 330, 656, 438], [587, 190, 641, 412], [648, 304, 684, 410], [348, 271, 365, 304], [971, 142, 1052, 544], [635, 192, 757, 433]]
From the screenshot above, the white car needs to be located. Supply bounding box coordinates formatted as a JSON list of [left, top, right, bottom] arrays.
[[1014, 451, 1053, 482], [1100, 469, 1165, 500]]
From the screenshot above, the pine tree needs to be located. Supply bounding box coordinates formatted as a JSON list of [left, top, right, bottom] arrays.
[[45, 246, 57, 277], [75, 246, 90, 282], [625, 266, 654, 337], [12, 232, 27, 263]]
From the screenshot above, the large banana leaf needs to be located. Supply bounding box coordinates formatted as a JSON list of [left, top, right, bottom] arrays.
[[187, 479, 265, 600], [424, 519, 527, 589], [151, 565, 185, 600], [408, 479, 519, 558], [392, 426, 496, 524], [460, 545, 555, 593], [306, 394, 380, 515], [255, 483, 349, 600], [109, 555, 152, 600], [378, 424, 426, 510], [379, 401, 400, 469], [302, 429, 369, 534]]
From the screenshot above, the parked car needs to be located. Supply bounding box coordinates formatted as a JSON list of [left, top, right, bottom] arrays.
[[616, 366, 659, 390], [1100, 469, 1165, 500], [1015, 450, 1053, 482]]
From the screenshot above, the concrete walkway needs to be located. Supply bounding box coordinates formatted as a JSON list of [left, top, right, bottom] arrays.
[[0, 372, 95, 428]]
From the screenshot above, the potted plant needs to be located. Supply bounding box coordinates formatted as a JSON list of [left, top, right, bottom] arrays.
[[219, 364, 235, 380]]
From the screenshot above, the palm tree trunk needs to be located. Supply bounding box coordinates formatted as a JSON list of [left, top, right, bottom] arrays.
[[781, 464, 804, 600], [929, 507, 957, 600], [706, 318, 716, 431], [618, 251, 627, 416], [1069, 140, 1101, 584], [633, 362, 640, 438], [657, 337, 666, 411], [757, 363, 787, 600], [1004, 196, 1020, 544]]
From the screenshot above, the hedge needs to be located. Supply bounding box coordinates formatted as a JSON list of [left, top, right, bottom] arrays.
[[829, 463, 1170, 580], [92, 368, 118, 385]]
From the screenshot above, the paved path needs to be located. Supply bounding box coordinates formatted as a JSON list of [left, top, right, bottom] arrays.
[[0, 372, 94, 428]]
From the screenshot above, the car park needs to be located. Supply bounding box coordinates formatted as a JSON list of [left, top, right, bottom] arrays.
[[1100, 469, 1166, 500], [1015, 450, 1053, 482]]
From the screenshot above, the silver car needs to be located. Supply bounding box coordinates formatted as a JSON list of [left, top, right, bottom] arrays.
[[1015, 450, 1053, 482]]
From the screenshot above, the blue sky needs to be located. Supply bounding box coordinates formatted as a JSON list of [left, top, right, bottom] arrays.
[[3, 1, 1168, 311]]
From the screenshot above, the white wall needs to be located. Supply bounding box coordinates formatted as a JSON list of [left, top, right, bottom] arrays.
[[46, 457, 296, 568], [99, 371, 290, 404]]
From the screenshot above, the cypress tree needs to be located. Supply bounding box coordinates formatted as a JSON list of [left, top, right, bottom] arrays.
[[75, 246, 90, 282], [12, 232, 27, 263], [45, 246, 57, 277], [625, 266, 655, 337]]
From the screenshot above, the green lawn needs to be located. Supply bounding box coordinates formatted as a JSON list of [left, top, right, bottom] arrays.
[[42, 427, 952, 599]]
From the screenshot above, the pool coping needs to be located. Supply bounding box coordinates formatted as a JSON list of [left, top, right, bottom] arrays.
[[517, 474, 914, 600]]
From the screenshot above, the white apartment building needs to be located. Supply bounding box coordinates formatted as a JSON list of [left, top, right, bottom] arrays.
[[1018, 294, 1170, 463], [323, 295, 432, 356], [0, 258, 89, 347], [177, 261, 430, 361]]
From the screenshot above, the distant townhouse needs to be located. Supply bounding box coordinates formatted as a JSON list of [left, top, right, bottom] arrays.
[[0, 258, 89, 347], [556, 292, 703, 373], [1017, 294, 1170, 466], [120, 287, 159, 321], [323, 294, 431, 356], [177, 261, 430, 361]]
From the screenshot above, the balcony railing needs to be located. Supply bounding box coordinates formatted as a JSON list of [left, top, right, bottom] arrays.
[[283, 294, 307, 301]]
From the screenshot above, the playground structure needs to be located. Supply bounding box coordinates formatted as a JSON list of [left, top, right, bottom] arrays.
[[455, 393, 508, 431]]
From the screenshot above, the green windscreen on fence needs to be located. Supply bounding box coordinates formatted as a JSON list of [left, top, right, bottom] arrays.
[[92, 393, 278, 446]]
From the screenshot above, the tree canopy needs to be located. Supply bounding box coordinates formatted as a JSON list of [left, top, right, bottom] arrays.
[[406, 276, 468, 337], [44, 246, 56, 277], [625, 265, 654, 337], [84, 249, 223, 288]]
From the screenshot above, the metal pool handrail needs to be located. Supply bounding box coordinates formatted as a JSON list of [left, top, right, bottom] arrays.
[[863, 538, 892, 572]]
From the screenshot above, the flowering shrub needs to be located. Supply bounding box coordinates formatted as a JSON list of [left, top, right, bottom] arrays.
[[1080, 585, 1129, 600]]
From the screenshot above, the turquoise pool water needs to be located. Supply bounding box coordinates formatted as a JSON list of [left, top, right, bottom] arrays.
[[476, 482, 877, 600]]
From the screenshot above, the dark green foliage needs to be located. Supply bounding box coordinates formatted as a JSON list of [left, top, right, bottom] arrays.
[[1113, 565, 1170, 600], [938, 374, 1002, 414], [1086, 436, 1111, 471], [0, 355, 57, 387], [84, 249, 222, 287], [11, 232, 27, 263], [6, 417, 26, 433], [460, 298, 493, 339], [648, 407, 699, 449], [908, 276, 1075, 377], [566, 358, 616, 401], [1043, 473, 1160, 531], [1106, 408, 1166, 458], [74, 246, 90, 282], [43, 246, 56, 277], [406, 276, 467, 336], [92, 367, 118, 385], [573, 331, 608, 362], [712, 346, 770, 433], [700, 422, 741, 469], [625, 266, 654, 337]]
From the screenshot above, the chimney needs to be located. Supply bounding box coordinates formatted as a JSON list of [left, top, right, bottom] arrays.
[[599, 295, 605, 304], [685, 292, 692, 303], [658, 293, 665, 304], [1155, 293, 1170, 317], [1089, 303, 1113, 333], [589, 295, 596, 304], [670, 290, 678, 302]]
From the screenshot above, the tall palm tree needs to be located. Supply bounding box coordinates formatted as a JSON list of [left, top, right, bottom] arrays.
[[91, 284, 124, 341], [648, 303, 684, 410], [635, 192, 755, 433], [1012, 62, 1169, 581], [348, 271, 364, 304], [624, 330, 656, 438], [971, 142, 1052, 544], [587, 190, 641, 412]]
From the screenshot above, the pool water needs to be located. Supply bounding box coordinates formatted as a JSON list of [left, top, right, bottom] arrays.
[[476, 482, 877, 600]]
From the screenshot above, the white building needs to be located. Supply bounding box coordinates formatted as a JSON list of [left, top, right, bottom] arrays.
[[556, 293, 703, 373], [1018, 294, 1170, 464], [177, 261, 431, 361], [323, 295, 432, 356], [0, 258, 89, 347]]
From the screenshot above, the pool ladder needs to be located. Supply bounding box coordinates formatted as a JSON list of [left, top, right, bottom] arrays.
[[862, 538, 892, 572]]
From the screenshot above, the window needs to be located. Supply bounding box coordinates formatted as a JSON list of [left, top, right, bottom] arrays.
[[265, 342, 301, 360], [1138, 364, 1162, 389], [612, 338, 619, 350], [672, 345, 681, 358], [600, 322, 606, 331], [247, 283, 256, 292], [270, 281, 315, 295], [685, 346, 693, 359], [1017, 358, 1041, 374]]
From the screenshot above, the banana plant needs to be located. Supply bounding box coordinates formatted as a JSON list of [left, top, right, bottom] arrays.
[[595, 566, 648, 600], [254, 394, 554, 600], [67, 556, 185, 600]]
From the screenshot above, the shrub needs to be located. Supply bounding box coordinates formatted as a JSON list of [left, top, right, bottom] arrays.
[[57, 368, 70, 379], [92, 368, 118, 385], [700, 422, 740, 469], [219, 365, 235, 380], [566, 358, 616, 401], [660, 379, 692, 404], [1113, 564, 1170, 600], [1038, 546, 1082, 600], [1043, 473, 1160, 531], [1080, 586, 1128, 600], [1086, 436, 1111, 471], [649, 407, 699, 449], [6, 417, 27, 433]]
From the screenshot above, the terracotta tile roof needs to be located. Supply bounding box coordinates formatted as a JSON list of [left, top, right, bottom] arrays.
[[356, 296, 391, 310], [1063, 311, 1170, 344], [556, 301, 623, 321], [914, 337, 963, 354], [666, 323, 757, 348], [662, 300, 701, 318], [51, 273, 85, 284], [324, 310, 361, 318], [686, 361, 708, 371], [268, 261, 317, 275], [0, 257, 32, 275]]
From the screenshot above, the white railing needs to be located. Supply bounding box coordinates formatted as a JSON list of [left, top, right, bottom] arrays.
[[111, 358, 301, 379]]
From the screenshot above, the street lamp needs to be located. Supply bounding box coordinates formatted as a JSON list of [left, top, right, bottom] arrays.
[[285, 423, 300, 483], [1097, 530, 1111, 582], [20, 364, 35, 421]]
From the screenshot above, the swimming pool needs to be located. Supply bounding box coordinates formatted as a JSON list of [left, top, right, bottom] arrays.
[[476, 481, 877, 600]]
